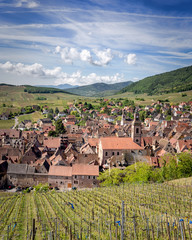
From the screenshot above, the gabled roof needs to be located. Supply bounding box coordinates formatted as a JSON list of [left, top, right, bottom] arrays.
[[43, 137, 61, 148], [88, 138, 99, 147], [0, 129, 20, 138], [72, 164, 99, 176], [100, 137, 143, 150], [178, 140, 192, 152], [7, 163, 35, 174], [40, 118, 52, 123], [48, 165, 72, 176]]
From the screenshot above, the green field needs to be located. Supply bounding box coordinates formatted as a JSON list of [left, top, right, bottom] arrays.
[[0, 182, 192, 239], [0, 85, 191, 116], [0, 119, 15, 129], [18, 112, 43, 123], [110, 90, 192, 105], [0, 85, 78, 111], [0, 86, 192, 113]]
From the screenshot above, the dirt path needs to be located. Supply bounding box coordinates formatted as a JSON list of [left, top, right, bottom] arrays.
[[13, 116, 18, 129]]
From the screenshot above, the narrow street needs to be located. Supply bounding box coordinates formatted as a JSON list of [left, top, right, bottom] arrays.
[[13, 116, 18, 129]]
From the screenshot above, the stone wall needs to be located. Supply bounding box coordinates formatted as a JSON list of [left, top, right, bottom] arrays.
[[48, 175, 72, 189], [7, 173, 48, 187], [72, 175, 99, 188]]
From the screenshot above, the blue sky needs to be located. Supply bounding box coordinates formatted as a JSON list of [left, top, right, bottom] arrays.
[[0, 0, 192, 86]]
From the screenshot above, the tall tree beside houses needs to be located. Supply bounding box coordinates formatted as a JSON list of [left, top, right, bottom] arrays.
[[55, 119, 66, 135]]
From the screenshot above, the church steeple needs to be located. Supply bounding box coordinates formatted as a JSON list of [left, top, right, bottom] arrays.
[[120, 109, 126, 126], [131, 111, 141, 146]]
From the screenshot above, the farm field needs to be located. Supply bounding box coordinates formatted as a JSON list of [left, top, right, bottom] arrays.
[[0, 183, 192, 239], [18, 112, 43, 123], [0, 85, 192, 115], [0, 85, 78, 113], [0, 119, 15, 129], [110, 90, 192, 106]]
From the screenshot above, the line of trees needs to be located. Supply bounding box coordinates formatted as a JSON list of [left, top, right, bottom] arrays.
[[98, 152, 192, 186]]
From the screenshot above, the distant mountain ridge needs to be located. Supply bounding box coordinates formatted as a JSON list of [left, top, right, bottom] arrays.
[[65, 81, 133, 97], [119, 65, 192, 95], [35, 84, 79, 89]]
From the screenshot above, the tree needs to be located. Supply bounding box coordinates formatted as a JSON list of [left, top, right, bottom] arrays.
[[55, 107, 59, 115], [48, 130, 57, 137], [177, 152, 192, 178], [55, 119, 66, 135], [155, 104, 161, 113], [49, 108, 53, 114], [47, 113, 53, 120], [139, 110, 146, 122], [70, 111, 79, 117], [87, 103, 93, 110]]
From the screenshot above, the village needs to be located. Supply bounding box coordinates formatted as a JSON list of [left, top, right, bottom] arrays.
[[0, 98, 192, 190]]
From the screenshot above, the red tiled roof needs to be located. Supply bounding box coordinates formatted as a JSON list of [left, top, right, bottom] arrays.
[[72, 164, 99, 176], [48, 166, 72, 176], [178, 140, 192, 152], [43, 126, 56, 132], [0, 129, 20, 138], [64, 122, 76, 125], [169, 138, 177, 146], [44, 137, 60, 148], [48, 164, 99, 176], [141, 137, 153, 147], [156, 149, 167, 157], [100, 137, 143, 150], [149, 122, 159, 126], [88, 138, 99, 147]]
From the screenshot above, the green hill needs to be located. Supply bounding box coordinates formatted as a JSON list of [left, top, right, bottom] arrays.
[[65, 81, 133, 97], [24, 85, 72, 94], [119, 65, 192, 95], [0, 85, 77, 111]]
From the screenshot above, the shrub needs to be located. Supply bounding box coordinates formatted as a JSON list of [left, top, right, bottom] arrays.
[[34, 183, 49, 192]]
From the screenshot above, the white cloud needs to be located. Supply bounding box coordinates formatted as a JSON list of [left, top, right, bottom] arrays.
[[56, 72, 124, 86], [0, 61, 125, 86], [125, 54, 137, 65], [55, 46, 61, 53], [55, 46, 114, 66], [15, 0, 39, 8], [54, 46, 80, 64], [0, 61, 61, 78], [93, 48, 113, 66], [80, 49, 92, 63]]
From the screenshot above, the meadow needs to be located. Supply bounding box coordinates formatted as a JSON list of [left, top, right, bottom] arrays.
[[18, 112, 43, 124], [0, 85, 191, 116], [0, 181, 192, 240], [0, 119, 15, 129]]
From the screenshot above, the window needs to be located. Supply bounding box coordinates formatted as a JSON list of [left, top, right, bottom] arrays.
[[60, 181, 63, 184], [105, 152, 108, 156], [136, 128, 139, 134], [93, 176, 96, 179], [112, 152, 114, 155], [74, 175, 77, 179], [82, 176, 84, 179], [88, 176, 91, 179], [74, 180, 78, 184], [117, 152, 119, 156], [136, 139, 139, 143]]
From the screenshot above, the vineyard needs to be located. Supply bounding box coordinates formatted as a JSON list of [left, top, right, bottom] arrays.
[[0, 182, 192, 239]]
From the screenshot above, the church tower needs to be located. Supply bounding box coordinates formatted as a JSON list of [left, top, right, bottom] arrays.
[[120, 110, 126, 126], [131, 111, 142, 146]]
